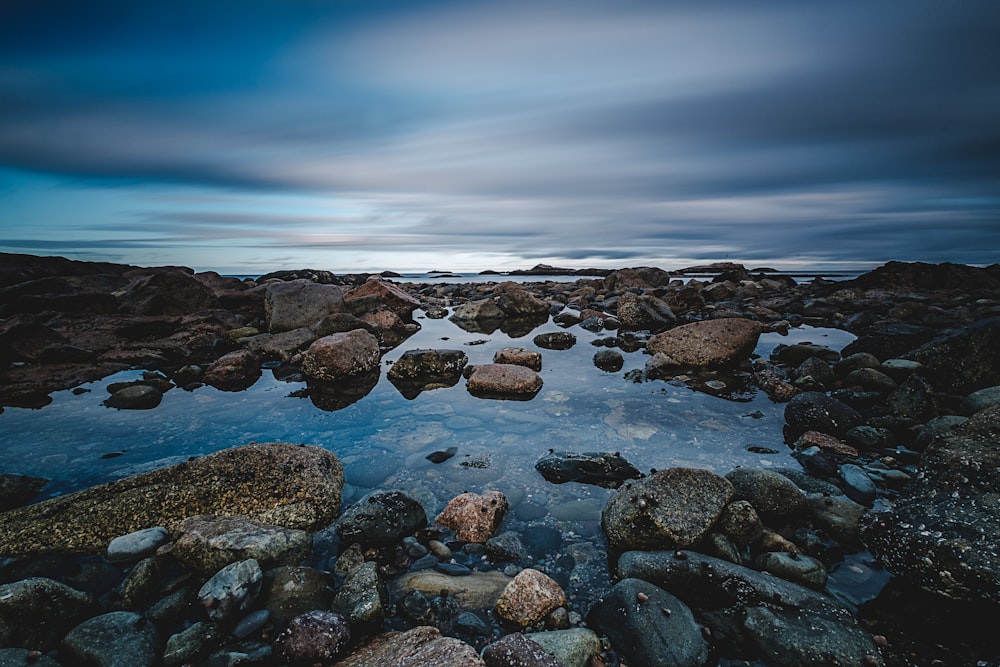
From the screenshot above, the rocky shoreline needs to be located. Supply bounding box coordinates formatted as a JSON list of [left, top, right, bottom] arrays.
[[1, 252, 1000, 666]]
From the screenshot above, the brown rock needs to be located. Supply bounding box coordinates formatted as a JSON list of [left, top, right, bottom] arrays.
[[302, 330, 381, 382], [202, 349, 261, 392], [435, 491, 508, 542], [393, 570, 512, 609], [466, 364, 543, 399], [646, 318, 762, 368], [494, 568, 567, 628], [794, 430, 859, 457], [344, 278, 420, 320], [493, 347, 542, 371], [335, 626, 484, 667], [482, 633, 562, 667]]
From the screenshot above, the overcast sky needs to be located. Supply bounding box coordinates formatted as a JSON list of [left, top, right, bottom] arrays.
[[1, 1, 998, 273]]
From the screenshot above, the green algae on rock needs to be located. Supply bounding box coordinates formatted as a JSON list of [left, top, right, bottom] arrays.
[[0, 442, 343, 556]]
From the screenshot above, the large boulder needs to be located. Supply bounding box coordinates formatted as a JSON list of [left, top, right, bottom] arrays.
[[616, 293, 677, 331], [466, 364, 543, 400], [302, 330, 381, 382], [0, 443, 343, 556], [601, 467, 734, 553], [492, 283, 550, 317], [646, 318, 762, 368], [344, 278, 420, 320], [264, 280, 345, 333], [861, 404, 1000, 604]]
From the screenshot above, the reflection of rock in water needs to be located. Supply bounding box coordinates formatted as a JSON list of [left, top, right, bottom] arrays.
[[499, 314, 548, 338], [387, 348, 468, 400], [307, 369, 379, 411]]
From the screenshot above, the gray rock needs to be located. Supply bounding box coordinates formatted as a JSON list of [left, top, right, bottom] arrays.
[[527, 628, 602, 667], [724, 467, 806, 525], [103, 384, 162, 410], [450, 299, 504, 325], [466, 364, 543, 400], [302, 330, 381, 382], [913, 414, 968, 451], [163, 621, 221, 666], [901, 316, 1000, 395], [960, 385, 1000, 415], [839, 464, 876, 506], [171, 514, 311, 575], [335, 489, 427, 548], [231, 610, 270, 639], [602, 467, 733, 552], [843, 367, 898, 393], [534, 450, 642, 488], [273, 611, 351, 664], [784, 391, 863, 439], [265, 280, 345, 333], [263, 566, 331, 626], [482, 632, 562, 667], [756, 551, 828, 589], [198, 559, 264, 623], [106, 526, 169, 563], [716, 500, 763, 547], [587, 578, 708, 667], [61, 611, 159, 667], [0, 577, 97, 651], [879, 357, 922, 381], [492, 284, 551, 318], [0, 649, 63, 667], [806, 493, 867, 545], [844, 425, 895, 450], [485, 532, 525, 562], [202, 641, 272, 667], [617, 551, 882, 667], [646, 317, 761, 368], [330, 561, 389, 624], [615, 293, 677, 331], [117, 556, 164, 608], [394, 571, 513, 610], [833, 352, 882, 377], [886, 374, 937, 420]]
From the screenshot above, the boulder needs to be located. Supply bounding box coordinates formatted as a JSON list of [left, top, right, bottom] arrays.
[[171, 514, 311, 575], [450, 299, 504, 325], [901, 317, 1000, 394], [274, 611, 351, 664], [616, 293, 677, 331], [784, 391, 863, 439], [494, 347, 542, 371], [61, 611, 159, 667], [302, 330, 381, 382], [330, 561, 389, 625], [435, 490, 508, 542], [264, 280, 345, 332], [601, 467, 734, 552], [334, 490, 427, 548], [494, 568, 567, 628], [197, 559, 263, 623], [646, 318, 761, 368], [116, 269, 215, 316], [0, 577, 97, 650], [724, 468, 806, 525], [482, 633, 562, 667], [344, 278, 420, 320], [492, 283, 550, 317], [593, 349, 624, 372], [335, 626, 484, 667], [466, 364, 543, 400], [0, 442, 343, 555], [387, 348, 468, 399], [532, 331, 576, 350], [202, 349, 261, 392]]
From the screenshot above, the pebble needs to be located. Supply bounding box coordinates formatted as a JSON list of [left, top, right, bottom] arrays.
[[232, 610, 270, 639], [839, 464, 877, 506], [105, 526, 170, 563]]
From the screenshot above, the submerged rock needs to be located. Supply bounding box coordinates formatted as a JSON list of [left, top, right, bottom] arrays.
[[535, 450, 642, 488], [0, 442, 343, 556]]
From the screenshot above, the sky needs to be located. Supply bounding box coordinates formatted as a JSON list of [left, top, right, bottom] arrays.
[[1, 1, 998, 274]]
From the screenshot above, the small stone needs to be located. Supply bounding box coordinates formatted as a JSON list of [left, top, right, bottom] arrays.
[[435, 491, 508, 543], [482, 633, 562, 667], [274, 611, 351, 664], [494, 568, 567, 628], [106, 526, 169, 563]]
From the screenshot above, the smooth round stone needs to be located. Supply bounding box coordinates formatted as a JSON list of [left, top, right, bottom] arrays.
[[232, 609, 271, 639], [104, 384, 162, 410], [197, 559, 264, 623], [410, 554, 438, 570], [839, 464, 876, 506], [403, 536, 428, 558], [106, 526, 169, 563], [756, 551, 828, 589], [428, 540, 452, 559], [434, 562, 472, 576]]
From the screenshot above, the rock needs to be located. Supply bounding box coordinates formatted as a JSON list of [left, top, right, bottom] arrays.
[[163, 621, 221, 666], [601, 467, 734, 552], [116, 269, 215, 316], [839, 464, 876, 506], [492, 283, 551, 317], [335, 490, 428, 548], [0, 473, 47, 511], [532, 331, 577, 350], [885, 374, 937, 420], [450, 299, 504, 326], [103, 384, 162, 410], [534, 450, 642, 488], [843, 426, 894, 451], [784, 391, 863, 439], [756, 551, 828, 590], [485, 532, 525, 562], [334, 626, 484, 667], [482, 633, 563, 667], [861, 404, 1000, 604], [466, 364, 543, 400], [0, 578, 97, 650], [646, 318, 761, 368], [302, 330, 381, 382], [616, 293, 677, 331], [61, 611, 159, 667], [201, 641, 272, 667], [960, 385, 1000, 415], [494, 347, 542, 371], [344, 278, 420, 320], [494, 568, 567, 628], [231, 610, 270, 640], [0, 443, 343, 556], [588, 578, 708, 667], [198, 559, 263, 623], [807, 493, 867, 545], [307, 368, 380, 411], [202, 349, 261, 392], [618, 550, 883, 667], [330, 561, 389, 625], [435, 491, 508, 542], [901, 317, 1000, 395], [263, 566, 331, 626], [264, 280, 345, 332], [844, 367, 898, 393], [716, 500, 763, 547], [106, 526, 169, 563], [0, 649, 63, 667], [393, 570, 513, 609], [795, 356, 836, 388], [593, 348, 624, 372], [387, 348, 468, 398], [171, 515, 311, 575], [794, 430, 859, 456], [834, 352, 882, 377], [724, 467, 806, 526], [274, 611, 351, 664], [527, 628, 602, 667], [913, 415, 968, 450]]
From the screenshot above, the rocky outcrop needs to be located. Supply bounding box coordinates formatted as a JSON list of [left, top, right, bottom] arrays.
[[646, 318, 762, 368], [0, 443, 343, 555]]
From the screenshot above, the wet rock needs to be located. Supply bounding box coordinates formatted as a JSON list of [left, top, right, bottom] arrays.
[[618, 550, 883, 667], [913, 414, 967, 450], [435, 490, 508, 542], [794, 430, 859, 456], [0, 577, 97, 650], [784, 391, 863, 439], [0, 442, 343, 555], [103, 384, 163, 410], [307, 368, 379, 411], [334, 626, 484, 667], [302, 329, 381, 382], [0, 473, 47, 511], [794, 356, 836, 388], [602, 467, 734, 552], [646, 317, 761, 368], [806, 493, 867, 545], [588, 577, 708, 667], [466, 364, 543, 400], [901, 316, 1000, 394], [117, 557, 163, 608], [494, 568, 567, 628], [616, 293, 677, 331], [492, 283, 551, 318], [344, 278, 420, 320], [274, 611, 351, 664], [117, 269, 215, 316], [885, 374, 937, 421], [264, 280, 345, 333], [724, 467, 806, 526], [494, 347, 542, 371], [844, 426, 894, 451], [533, 331, 577, 350], [202, 640, 272, 666], [393, 570, 512, 609], [335, 489, 428, 548], [844, 367, 898, 393], [834, 352, 882, 377], [482, 632, 562, 667], [861, 404, 1000, 604], [486, 532, 525, 562], [106, 526, 169, 563], [330, 561, 389, 625], [61, 611, 159, 667], [202, 349, 262, 392], [263, 566, 331, 626], [0, 649, 63, 667], [751, 361, 799, 402], [960, 385, 1000, 415], [387, 348, 468, 398], [171, 515, 311, 575], [756, 551, 828, 590], [534, 450, 642, 488], [716, 499, 763, 548], [164, 621, 221, 666], [593, 349, 624, 372], [527, 628, 602, 667], [450, 299, 504, 326], [839, 464, 876, 506], [198, 559, 263, 623]]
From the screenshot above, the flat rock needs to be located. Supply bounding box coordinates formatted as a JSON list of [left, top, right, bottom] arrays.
[[646, 318, 761, 368], [387, 348, 468, 398], [435, 490, 508, 543], [466, 364, 543, 400], [335, 625, 484, 667], [532, 331, 576, 350], [534, 450, 642, 488], [494, 347, 542, 371], [0, 442, 343, 556], [103, 384, 162, 410], [106, 526, 169, 563], [393, 570, 513, 609], [171, 514, 311, 575]]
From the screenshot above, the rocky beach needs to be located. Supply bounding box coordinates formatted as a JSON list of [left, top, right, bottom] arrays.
[[2, 252, 1000, 666]]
